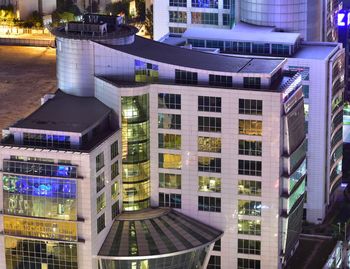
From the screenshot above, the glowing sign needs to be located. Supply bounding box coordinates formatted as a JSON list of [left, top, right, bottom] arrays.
[[337, 11, 350, 26]]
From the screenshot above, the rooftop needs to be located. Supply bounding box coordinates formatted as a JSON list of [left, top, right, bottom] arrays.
[[12, 90, 111, 133], [182, 23, 301, 45], [98, 36, 285, 74], [98, 208, 223, 259], [293, 42, 340, 60]]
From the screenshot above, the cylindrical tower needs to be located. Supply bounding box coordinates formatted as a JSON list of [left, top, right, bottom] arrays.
[[52, 15, 137, 97], [240, 0, 308, 37]]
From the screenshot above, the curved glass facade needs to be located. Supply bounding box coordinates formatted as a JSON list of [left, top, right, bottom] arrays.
[[99, 246, 210, 269], [122, 94, 150, 211]]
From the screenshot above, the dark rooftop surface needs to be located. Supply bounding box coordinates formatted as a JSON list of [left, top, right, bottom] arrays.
[[98, 36, 284, 74], [12, 90, 111, 133], [98, 208, 223, 258]]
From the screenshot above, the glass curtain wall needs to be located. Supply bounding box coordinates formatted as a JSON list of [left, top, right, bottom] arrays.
[[121, 94, 150, 211]]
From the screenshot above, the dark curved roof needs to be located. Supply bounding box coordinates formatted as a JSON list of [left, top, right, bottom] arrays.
[[98, 208, 223, 259], [97, 36, 284, 74]]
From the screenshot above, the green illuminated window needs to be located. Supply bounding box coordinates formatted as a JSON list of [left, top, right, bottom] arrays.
[[159, 173, 181, 189], [111, 181, 119, 200], [238, 200, 261, 216], [238, 180, 261, 196], [198, 157, 221, 173], [97, 193, 106, 213], [198, 136, 221, 153], [238, 219, 261, 235], [158, 133, 181, 149], [198, 176, 221, 192]]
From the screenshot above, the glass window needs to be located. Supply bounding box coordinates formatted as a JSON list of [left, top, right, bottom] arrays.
[[159, 153, 182, 169], [188, 39, 205, 47], [198, 156, 221, 173], [198, 176, 221, 192], [238, 160, 262, 176], [175, 69, 198, 85], [111, 161, 119, 179], [238, 219, 261, 235], [208, 255, 221, 269], [302, 85, 309, 98], [239, 120, 262, 136], [198, 96, 222, 112], [223, 14, 230, 26], [272, 44, 290, 56], [96, 172, 105, 193], [239, 99, 263, 115], [23, 133, 71, 149], [158, 133, 181, 149], [159, 192, 181, 208], [238, 140, 262, 156], [209, 75, 232, 87], [97, 213, 105, 233], [96, 152, 105, 172], [198, 116, 221, 132], [243, 77, 261, 89], [252, 43, 270, 54], [169, 27, 187, 35], [111, 181, 119, 200], [213, 239, 221, 251], [238, 258, 261, 269], [97, 193, 106, 213], [112, 200, 119, 220], [192, 0, 218, 8], [198, 196, 221, 212], [111, 140, 118, 160], [238, 180, 262, 196], [191, 12, 219, 25], [158, 113, 181, 129], [135, 60, 159, 83], [159, 173, 181, 189], [169, 0, 187, 7], [158, 93, 181, 109], [238, 239, 261, 255], [223, 0, 231, 8], [238, 200, 261, 216], [198, 136, 221, 153], [169, 11, 187, 23]]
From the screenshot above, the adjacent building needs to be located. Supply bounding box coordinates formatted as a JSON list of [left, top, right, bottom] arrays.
[[0, 0, 56, 19], [0, 15, 306, 269]]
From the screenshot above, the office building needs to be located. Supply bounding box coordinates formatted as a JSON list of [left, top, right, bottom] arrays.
[[0, 0, 56, 19], [183, 25, 345, 223], [0, 15, 306, 268]]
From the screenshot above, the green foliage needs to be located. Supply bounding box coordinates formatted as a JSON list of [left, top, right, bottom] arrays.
[[0, 5, 16, 25], [56, 0, 81, 15], [145, 5, 153, 38], [23, 11, 43, 28]]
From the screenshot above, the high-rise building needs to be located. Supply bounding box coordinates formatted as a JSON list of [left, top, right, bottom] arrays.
[[0, 15, 306, 269], [182, 27, 345, 223]]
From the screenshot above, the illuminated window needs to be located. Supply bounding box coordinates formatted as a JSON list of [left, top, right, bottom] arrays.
[[192, 0, 218, 8], [158, 113, 181, 129], [239, 120, 262, 136], [159, 153, 182, 170], [158, 133, 181, 149], [239, 99, 263, 115], [23, 133, 71, 149], [158, 93, 181, 109], [238, 258, 261, 269], [96, 152, 104, 172], [238, 239, 261, 255], [238, 200, 261, 216], [198, 176, 221, 192], [111, 161, 119, 179], [111, 140, 118, 160], [238, 219, 261, 235], [159, 192, 181, 208], [198, 136, 221, 153], [97, 213, 105, 234], [111, 181, 119, 200], [198, 196, 221, 212], [198, 116, 221, 132], [159, 173, 181, 189], [238, 180, 261, 196], [198, 96, 221, 112], [198, 156, 221, 173], [191, 12, 219, 25], [135, 60, 159, 82], [96, 172, 105, 193], [169, 11, 187, 23], [169, 0, 187, 7], [97, 193, 106, 213]]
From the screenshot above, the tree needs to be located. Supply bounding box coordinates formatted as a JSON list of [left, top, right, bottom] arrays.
[[56, 0, 80, 15], [144, 5, 153, 39], [136, 0, 146, 21], [105, 1, 130, 21]]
